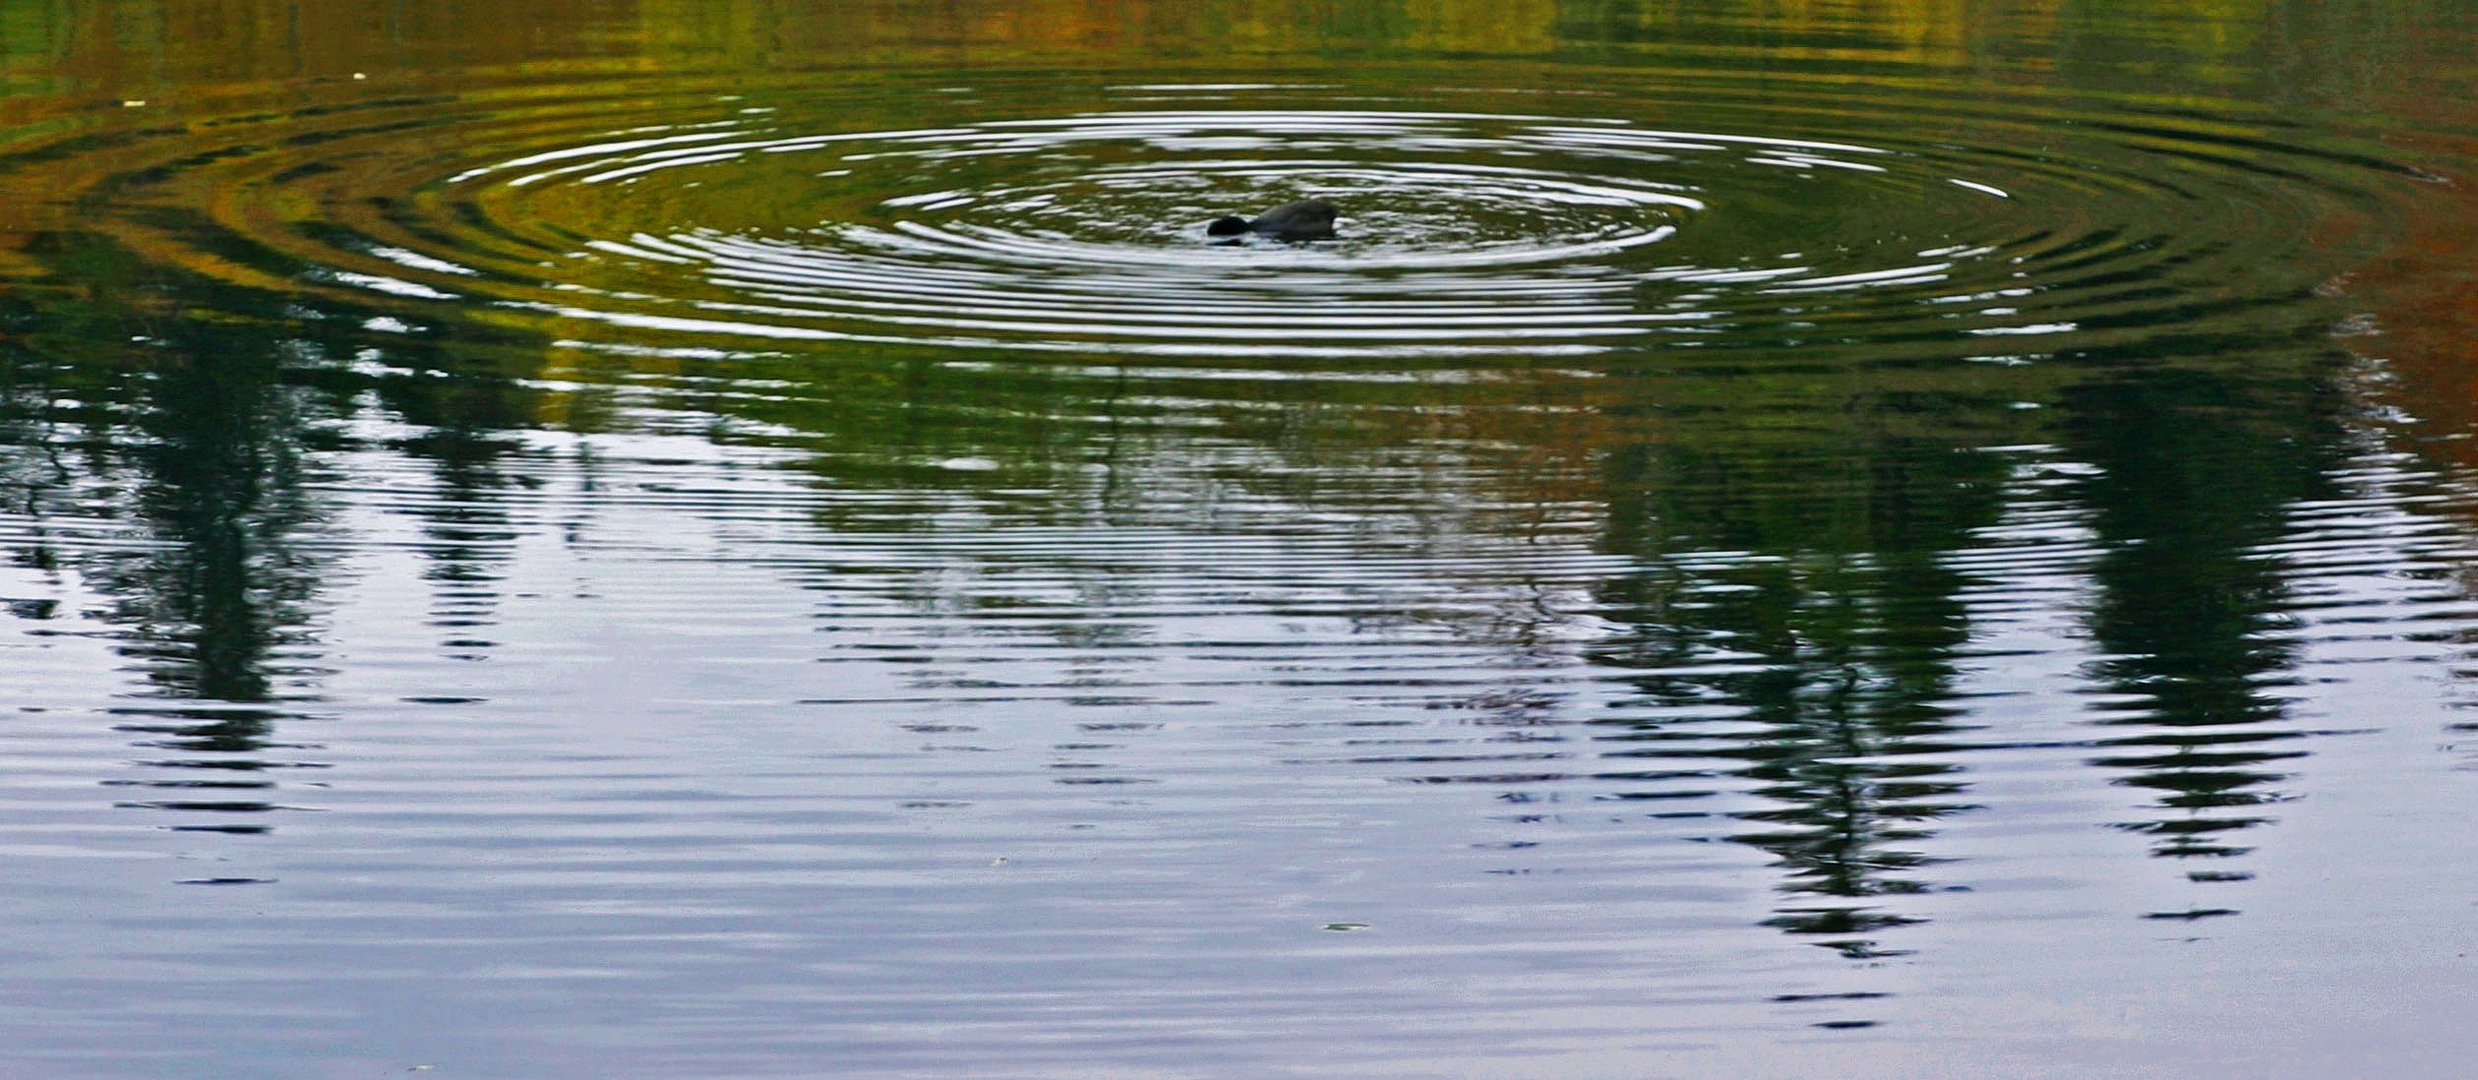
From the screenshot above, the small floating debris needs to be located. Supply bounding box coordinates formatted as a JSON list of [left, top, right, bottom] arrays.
[[2144, 908, 2239, 921]]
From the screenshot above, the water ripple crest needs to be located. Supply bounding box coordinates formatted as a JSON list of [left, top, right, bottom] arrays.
[[2, 76, 2414, 363]]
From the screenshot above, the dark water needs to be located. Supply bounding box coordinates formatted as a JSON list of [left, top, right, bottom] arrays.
[[3, 2, 2476, 1076]]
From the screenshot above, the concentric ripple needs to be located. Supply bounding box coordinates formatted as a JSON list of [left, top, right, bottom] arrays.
[[448, 108, 1731, 357], [8, 17, 2478, 1077], [0, 74, 2420, 363]]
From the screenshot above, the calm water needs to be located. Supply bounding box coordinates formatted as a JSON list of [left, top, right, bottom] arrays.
[[4, 2, 2476, 1077]]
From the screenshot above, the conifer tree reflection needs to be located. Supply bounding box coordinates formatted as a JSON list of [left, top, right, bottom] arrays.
[[1593, 433, 2001, 957], [369, 328, 543, 659], [2056, 365, 2339, 902], [0, 231, 348, 833]]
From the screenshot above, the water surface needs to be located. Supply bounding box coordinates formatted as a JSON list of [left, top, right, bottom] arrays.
[[3, 2, 2476, 1077]]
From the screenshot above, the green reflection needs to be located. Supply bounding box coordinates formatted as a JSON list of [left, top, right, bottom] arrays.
[[2060, 361, 2340, 888], [0, 229, 358, 835], [0, 0, 2468, 943], [1589, 423, 2006, 955]]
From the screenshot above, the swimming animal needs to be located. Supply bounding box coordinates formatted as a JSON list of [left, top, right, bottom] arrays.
[[1206, 199, 1339, 241]]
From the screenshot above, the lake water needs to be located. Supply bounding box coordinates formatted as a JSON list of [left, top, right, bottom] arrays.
[[3, 2, 2475, 1076]]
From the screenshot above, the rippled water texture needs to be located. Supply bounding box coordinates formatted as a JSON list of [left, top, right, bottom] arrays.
[[3, 2, 2477, 1077]]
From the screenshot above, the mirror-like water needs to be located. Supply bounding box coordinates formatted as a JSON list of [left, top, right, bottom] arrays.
[[4, 3, 2476, 1077]]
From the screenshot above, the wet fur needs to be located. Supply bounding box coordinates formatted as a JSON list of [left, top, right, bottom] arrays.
[[1207, 199, 1338, 241]]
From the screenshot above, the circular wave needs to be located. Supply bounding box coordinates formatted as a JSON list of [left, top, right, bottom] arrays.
[[0, 74, 2420, 362]]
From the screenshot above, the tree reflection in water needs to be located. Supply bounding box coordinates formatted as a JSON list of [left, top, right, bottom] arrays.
[[0, 227, 556, 838], [1592, 434, 2003, 958], [0, 231, 340, 838], [2061, 362, 2345, 913]]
